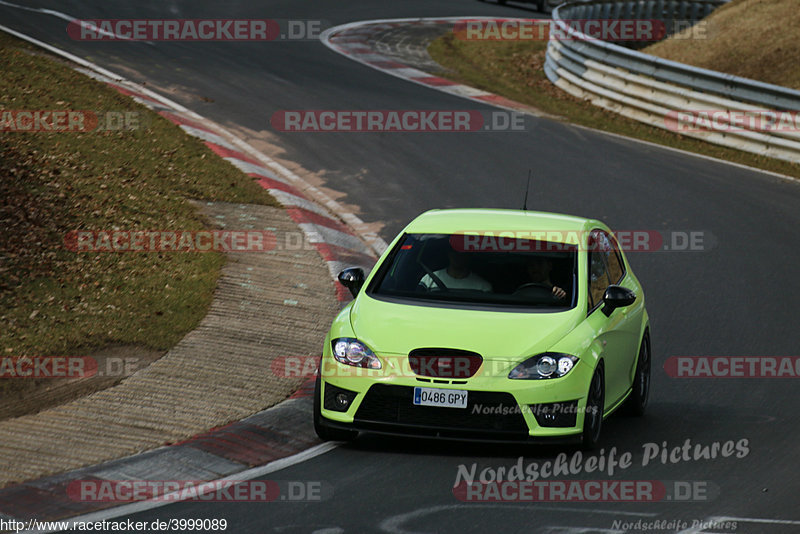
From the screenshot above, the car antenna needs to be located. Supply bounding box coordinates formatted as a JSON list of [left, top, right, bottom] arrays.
[[523, 170, 532, 211]]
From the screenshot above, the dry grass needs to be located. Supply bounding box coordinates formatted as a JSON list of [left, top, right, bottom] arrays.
[[645, 0, 800, 89], [0, 31, 278, 365]]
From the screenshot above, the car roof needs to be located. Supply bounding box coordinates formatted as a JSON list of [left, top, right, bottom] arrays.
[[402, 209, 601, 242]]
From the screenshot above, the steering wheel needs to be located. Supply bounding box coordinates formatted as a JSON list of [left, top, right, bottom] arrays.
[[421, 264, 447, 291], [512, 282, 556, 299]]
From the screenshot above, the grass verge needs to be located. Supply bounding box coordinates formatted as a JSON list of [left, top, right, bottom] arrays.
[[645, 0, 800, 90], [0, 31, 279, 368], [427, 33, 800, 179]]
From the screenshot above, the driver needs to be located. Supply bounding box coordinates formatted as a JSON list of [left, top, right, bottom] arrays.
[[519, 256, 567, 300], [420, 249, 491, 292]]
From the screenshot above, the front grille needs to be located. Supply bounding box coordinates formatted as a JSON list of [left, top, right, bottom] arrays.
[[408, 348, 483, 379], [354, 384, 528, 433]]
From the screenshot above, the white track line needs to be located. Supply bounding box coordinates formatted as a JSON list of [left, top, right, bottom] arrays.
[[0, 0, 142, 42]]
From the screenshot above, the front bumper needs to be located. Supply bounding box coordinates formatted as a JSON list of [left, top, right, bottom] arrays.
[[318, 353, 594, 441], [319, 383, 581, 444]]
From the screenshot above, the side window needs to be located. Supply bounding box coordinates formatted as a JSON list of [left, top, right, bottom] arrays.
[[587, 232, 610, 310], [605, 234, 626, 284]]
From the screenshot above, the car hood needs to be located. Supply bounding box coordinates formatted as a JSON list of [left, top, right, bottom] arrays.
[[349, 295, 581, 359]]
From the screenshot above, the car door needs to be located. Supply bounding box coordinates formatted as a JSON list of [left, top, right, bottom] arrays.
[[584, 230, 640, 407], [603, 231, 643, 390]]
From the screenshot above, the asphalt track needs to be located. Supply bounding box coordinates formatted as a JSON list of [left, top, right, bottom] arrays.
[[2, 0, 800, 532]]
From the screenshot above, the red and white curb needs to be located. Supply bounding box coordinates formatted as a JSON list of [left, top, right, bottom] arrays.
[[0, 22, 386, 528], [0, 398, 336, 530], [320, 17, 544, 116]]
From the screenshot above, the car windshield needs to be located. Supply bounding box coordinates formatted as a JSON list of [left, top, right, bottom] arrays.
[[367, 233, 578, 309]]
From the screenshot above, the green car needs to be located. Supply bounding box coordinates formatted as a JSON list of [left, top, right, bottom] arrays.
[[314, 209, 650, 448]]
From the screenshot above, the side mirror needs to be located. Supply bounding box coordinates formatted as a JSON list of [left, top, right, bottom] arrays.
[[601, 285, 636, 317], [338, 268, 365, 298]]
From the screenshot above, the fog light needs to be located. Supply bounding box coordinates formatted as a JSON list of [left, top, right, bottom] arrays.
[[335, 393, 351, 410], [323, 383, 357, 412], [530, 401, 579, 427]]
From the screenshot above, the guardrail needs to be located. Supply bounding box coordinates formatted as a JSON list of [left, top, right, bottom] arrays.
[[544, 0, 800, 164]]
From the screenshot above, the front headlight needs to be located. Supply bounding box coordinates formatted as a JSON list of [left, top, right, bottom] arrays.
[[508, 353, 578, 379], [332, 338, 381, 369]]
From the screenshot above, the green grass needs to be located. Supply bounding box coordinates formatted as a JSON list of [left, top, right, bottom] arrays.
[[427, 33, 800, 179], [0, 31, 279, 362]]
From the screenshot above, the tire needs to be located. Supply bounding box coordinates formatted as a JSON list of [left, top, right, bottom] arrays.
[[581, 365, 604, 450], [623, 332, 651, 416], [313, 376, 358, 442]]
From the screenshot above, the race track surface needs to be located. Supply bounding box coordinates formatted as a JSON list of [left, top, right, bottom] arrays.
[[2, 1, 799, 532]]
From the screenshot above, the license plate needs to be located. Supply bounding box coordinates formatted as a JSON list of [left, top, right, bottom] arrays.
[[413, 387, 468, 409]]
